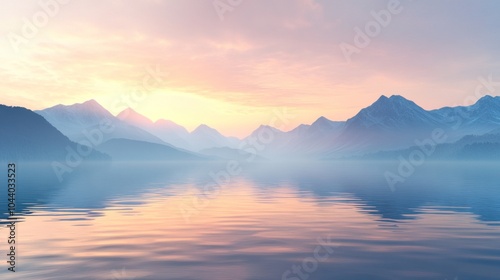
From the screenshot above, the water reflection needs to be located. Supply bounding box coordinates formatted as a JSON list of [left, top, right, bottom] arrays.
[[0, 161, 499, 279]]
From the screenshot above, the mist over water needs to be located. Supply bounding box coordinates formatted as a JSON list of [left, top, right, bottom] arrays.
[[1, 161, 499, 280]]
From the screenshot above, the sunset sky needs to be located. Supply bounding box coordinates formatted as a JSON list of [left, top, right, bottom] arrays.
[[1, 0, 499, 137]]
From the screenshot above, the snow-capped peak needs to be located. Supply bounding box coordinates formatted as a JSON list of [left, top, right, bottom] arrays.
[[345, 95, 439, 130]]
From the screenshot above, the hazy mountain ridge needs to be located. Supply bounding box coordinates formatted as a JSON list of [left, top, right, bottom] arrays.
[[117, 108, 193, 150], [95, 138, 207, 162], [321, 95, 500, 158], [199, 147, 267, 161], [36, 100, 165, 145], [21, 94, 500, 161], [346, 95, 442, 130], [117, 107, 240, 151], [190, 124, 240, 151], [431, 95, 500, 137], [364, 133, 500, 161], [35, 102, 211, 162]]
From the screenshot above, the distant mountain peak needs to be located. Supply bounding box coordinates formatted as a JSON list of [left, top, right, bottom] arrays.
[[195, 124, 211, 130], [312, 116, 333, 126], [51, 99, 98, 108], [252, 124, 285, 134], [250, 124, 284, 139], [373, 94, 411, 105], [308, 116, 344, 136], [82, 99, 99, 106], [118, 107, 138, 116], [316, 116, 331, 121], [377, 95, 389, 101], [193, 124, 218, 134], [192, 124, 236, 139], [190, 124, 239, 150], [388, 94, 405, 99], [41, 99, 113, 120], [466, 95, 500, 121], [479, 95, 494, 100], [373, 94, 408, 102], [257, 124, 279, 130], [344, 95, 439, 130], [72, 99, 108, 112], [311, 116, 344, 129], [117, 107, 153, 125], [475, 95, 500, 106], [153, 119, 189, 135], [369, 94, 419, 110]]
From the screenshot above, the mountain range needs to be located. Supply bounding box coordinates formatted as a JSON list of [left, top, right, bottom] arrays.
[[250, 94, 500, 159], [36, 100, 165, 145], [117, 107, 240, 151], [2, 94, 500, 163], [234, 95, 500, 159]]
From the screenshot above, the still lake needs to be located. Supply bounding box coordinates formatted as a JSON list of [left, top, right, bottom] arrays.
[[0, 161, 499, 280]]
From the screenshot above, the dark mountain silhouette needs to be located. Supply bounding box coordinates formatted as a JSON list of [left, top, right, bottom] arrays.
[[0, 104, 107, 162]]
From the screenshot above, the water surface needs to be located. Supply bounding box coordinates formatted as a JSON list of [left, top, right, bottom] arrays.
[[0, 161, 499, 279]]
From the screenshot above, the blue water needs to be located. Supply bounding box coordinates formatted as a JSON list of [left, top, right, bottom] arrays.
[[0, 161, 499, 279]]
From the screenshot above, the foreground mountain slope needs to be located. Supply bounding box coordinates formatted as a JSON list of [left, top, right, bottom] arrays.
[[0, 104, 107, 161]]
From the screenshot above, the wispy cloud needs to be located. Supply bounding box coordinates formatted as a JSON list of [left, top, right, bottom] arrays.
[[1, 0, 499, 136]]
